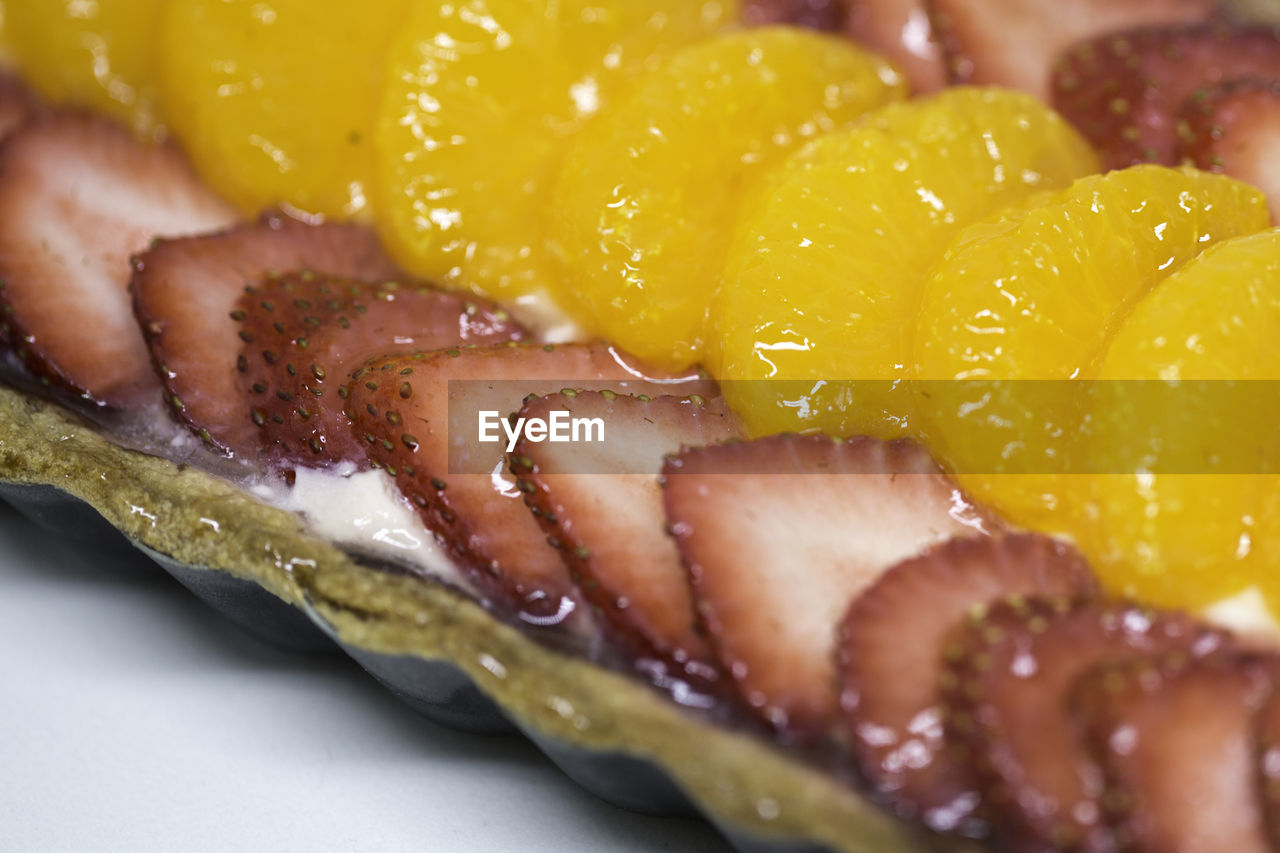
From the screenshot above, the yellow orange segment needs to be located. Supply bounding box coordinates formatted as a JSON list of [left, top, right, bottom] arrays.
[[374, 0, 737, 308], [912, 166, 1269, 533], [1082, 228, 1280, 613], [7, 0, 166, 133], [549, 27, 907, 368], [712, 87, 1098, 440], [159, 0, 411, 218]]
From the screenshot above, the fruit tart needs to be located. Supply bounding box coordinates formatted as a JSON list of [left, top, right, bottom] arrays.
[[4, 1, 1280, 851]]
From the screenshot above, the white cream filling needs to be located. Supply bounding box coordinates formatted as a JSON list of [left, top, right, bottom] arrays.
[[1202, 587, 1280, 645], [511, 288, 588, 344], [262, 463, 1280, 654], [250, 465, 475, 594], [247, 288, 578, 580], [251, 463, 613, 643], [229, 292, 604, 635]]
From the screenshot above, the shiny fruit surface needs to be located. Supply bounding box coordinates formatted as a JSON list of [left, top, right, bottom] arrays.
[[8, 0, 166, 133], [1083, 228, 1280, 613], [374, 0, 737, 309], [713, 87, 1098, 439], [912, 166, 1268, 536], [160, 0, 411, 218], [549, 27, 906, 368]]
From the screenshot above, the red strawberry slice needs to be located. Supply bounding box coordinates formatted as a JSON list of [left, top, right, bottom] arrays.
[[343, 343, 715, 630], [742, 0, 845, 29], [838, 533, 1099, 838], [0, 72, 43, 144], [510, 391, 742, 684], [741, 1, 945, 93], [1073, 653, 1278, 852], [942, 598, 1231, 852], [662, 433, 997, 741], [934, 0, 1219, 101], [1179, 78, 1280, 219], [846, 0, 946, 93], [0, 112, 237, 408], [235, 270, 524, 471], [131, 211, 400, 457], [1052, 24, 1280, 170], [0, 76, 45, 351], [1257, 687, 1280, 847]]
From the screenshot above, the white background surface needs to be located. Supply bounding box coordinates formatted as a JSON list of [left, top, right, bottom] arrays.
[[0, 502, 732, 852]]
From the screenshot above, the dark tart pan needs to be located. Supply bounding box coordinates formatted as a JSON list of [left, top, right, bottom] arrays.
[[0, 385, 977, 853]]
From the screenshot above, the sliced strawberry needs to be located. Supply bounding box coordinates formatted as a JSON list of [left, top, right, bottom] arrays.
[[131, 211, 400, 457], [0, 72, 43, 144], [1052, 24, 1280, 169], [742, 0, 945, 93], [1257, 687, 1280, 847], [838, 533, 1099, 837], [934, 0, 1219, 101], [742, 0, 845, 29], [343, 343, 715, 630], [661, 434, 997, 741], [846, 0, 946, 93], [1073, 653, 1277, 852], [943, 598, 1231, 852], [510, 391, 741, 682], [0, 112, 237, 408], [0, 76, 45, 352], [235, 270, 524, 471], [1179, 78, 1280, 218]]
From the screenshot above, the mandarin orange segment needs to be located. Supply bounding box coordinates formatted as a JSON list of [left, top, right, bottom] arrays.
[[711, 87, 1097, 440], [159, 0, 412, 218], [373, 0, 736, 309], [912, 166, 1269, 533], [1081, 228, 1280, 613], [548, 27, 907, 368], [7, 0, 166, 133]]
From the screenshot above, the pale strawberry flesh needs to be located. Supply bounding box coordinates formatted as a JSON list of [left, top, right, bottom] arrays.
[[1052, 24, 1280, 169], [511, 391, 741, 683], [839, 533, 1098, 837], [235, 270, 524, 471], [742, 0, 945, 93], [663, 434, 997, 741], [1256, 687, 1280, 848], [0, 75, 45, 351], [0, 112, 237, 408], [343, 343, 715, 629], [742, 0, 845, 29], [845, 0, 945, 93], [0, 72, 43, 145], [1179, 79, 1280, 219], [935, 0, 1219, 100], [943, 599, 1231, 852], [131, 212, 400, 457], [1073, 654, 1277, 852]]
